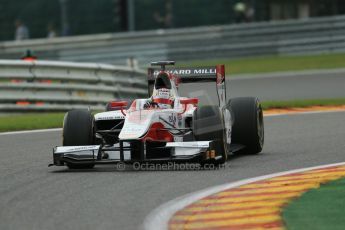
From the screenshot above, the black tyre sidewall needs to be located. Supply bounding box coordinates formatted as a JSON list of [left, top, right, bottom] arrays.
[[230, 97, 264, 154], [63, 109, 95, 169]]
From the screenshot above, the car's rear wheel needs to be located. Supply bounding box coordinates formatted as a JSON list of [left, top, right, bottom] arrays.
[[63, 109, 95, 169], [230, 97, 264, 154], [193, 105, 228, 164]]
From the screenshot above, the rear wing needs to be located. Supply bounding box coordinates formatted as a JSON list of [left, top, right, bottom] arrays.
[[147, 65, 227, 108], [148, 66, 223, 82]]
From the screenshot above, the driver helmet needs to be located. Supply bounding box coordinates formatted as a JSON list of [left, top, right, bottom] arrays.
[[152, 72, 174, 109]]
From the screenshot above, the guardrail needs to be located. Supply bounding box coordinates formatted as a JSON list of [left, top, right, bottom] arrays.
[[0, 60, 147, 112], [1, 15, 345, 65]]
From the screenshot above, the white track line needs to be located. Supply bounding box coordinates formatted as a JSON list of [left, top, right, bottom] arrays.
[[0, 128, 61, 136], [143, 162, 345, 230]]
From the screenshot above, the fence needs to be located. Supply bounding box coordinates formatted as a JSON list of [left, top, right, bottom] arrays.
[[0, 60, 147, 112], [1, 15, 345, 66]]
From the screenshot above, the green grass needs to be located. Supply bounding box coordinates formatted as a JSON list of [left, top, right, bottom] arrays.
[[261, 98, 345, 110], [283, 177, 345, 230], [179, 53, 345, 75], [0, 113, 65, 132], [0, 98, 345, 132]]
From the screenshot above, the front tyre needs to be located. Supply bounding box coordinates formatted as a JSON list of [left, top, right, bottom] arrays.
[[193, 105, 228, 164], [63, 109, 95, 169], [230, 97, 264, 154]]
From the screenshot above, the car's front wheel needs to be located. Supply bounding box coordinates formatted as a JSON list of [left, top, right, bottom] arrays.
[[193, 105, 228, 164], [63, 109, 95, 169]]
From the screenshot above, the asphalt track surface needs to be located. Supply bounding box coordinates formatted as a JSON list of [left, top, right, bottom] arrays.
[[228, 72, 345, 101], [180, 71, 345, 102], [1, 73, 345, 230], [0, 111, 344, 230]]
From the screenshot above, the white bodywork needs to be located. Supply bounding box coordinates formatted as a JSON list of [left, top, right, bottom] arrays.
[[95, 79, 197, 142]]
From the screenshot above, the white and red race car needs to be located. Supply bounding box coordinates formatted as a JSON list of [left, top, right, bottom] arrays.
[[52, 61, 264, 169]]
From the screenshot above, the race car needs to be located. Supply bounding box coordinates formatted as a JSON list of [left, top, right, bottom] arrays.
[[51, 61, 264, 169]]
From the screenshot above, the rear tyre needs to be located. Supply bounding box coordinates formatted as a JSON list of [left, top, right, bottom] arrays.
[[230, 97, 264, 154], [193, 105, 228, 164], [63, 109, 95, 169]]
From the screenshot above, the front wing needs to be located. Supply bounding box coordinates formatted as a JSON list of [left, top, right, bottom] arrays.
[[51, 141, 220, 166]]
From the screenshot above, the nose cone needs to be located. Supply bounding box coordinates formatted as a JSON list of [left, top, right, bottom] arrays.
[[118, 110, 154, 140]]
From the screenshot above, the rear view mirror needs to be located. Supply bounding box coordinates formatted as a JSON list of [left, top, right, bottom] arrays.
[[109, 101, 128, 116], [110, 101, 128, 108], [179, 98, 198, 114], [180, 98, 198, 105]]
